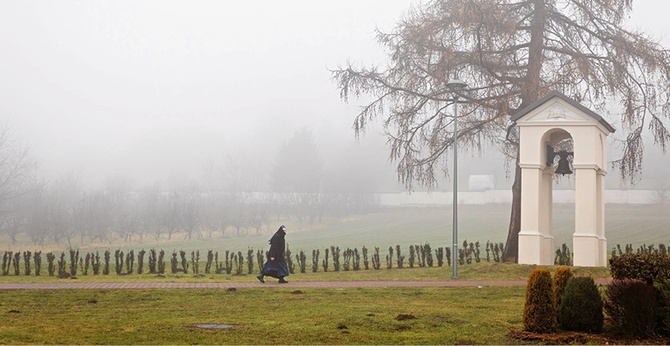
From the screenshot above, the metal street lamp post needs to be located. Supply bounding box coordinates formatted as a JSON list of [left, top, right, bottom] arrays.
[[446, 78, 467, 279]]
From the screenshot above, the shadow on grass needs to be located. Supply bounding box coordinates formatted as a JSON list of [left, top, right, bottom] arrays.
[[508, 330, 670, 345]]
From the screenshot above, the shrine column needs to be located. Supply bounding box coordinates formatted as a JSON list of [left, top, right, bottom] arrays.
[[518, 163, 553, 265], [573, 164, 600, 267], [597, 170, 607, 266], [540, 166, 555, 265]]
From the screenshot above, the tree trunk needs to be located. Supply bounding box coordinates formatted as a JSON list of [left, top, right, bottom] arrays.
[[503, 0, 547, 262], [503, 156, 521, 261]]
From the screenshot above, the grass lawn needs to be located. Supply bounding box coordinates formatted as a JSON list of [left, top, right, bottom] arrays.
[[0, 285, 526, 345], [0, 263, 611, 344], [0, 204, 664, 344]]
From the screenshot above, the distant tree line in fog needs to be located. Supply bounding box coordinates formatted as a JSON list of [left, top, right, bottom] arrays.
[[0, 128, 383, 247], [1, 184, 377, 247]]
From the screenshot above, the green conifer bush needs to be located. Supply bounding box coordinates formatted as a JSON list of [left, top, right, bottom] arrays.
[[523, 268, 556, 333], [552, 266, 573, 315], [558, 276, 603, 333]]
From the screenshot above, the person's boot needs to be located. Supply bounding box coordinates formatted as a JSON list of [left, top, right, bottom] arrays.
[[256, 274, 265, 283], [278, 277, 288, 284]]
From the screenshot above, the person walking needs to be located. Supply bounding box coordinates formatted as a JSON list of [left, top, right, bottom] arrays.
[[257, 225, 289, 284]]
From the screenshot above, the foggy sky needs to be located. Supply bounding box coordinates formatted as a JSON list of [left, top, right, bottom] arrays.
[[0, 1, 668, 190]]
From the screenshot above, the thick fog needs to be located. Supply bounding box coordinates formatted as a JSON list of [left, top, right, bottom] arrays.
[[0, 1, 668, 192]]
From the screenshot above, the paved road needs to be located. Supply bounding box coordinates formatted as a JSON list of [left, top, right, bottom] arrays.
[[0, 279, 610, 290]]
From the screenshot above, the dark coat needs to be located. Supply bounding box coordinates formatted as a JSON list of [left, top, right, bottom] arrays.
[[260, 226, 289, 278]]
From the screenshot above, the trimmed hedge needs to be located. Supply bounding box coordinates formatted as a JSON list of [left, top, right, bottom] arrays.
[[610, 253, 670, 284]]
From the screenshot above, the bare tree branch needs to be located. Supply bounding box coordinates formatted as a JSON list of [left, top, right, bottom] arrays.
[[331, 0, 670, 260]]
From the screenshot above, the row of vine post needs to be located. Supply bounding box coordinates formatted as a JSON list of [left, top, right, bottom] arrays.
[[11, 240, 663, 277], [1, 240, 509, 277]]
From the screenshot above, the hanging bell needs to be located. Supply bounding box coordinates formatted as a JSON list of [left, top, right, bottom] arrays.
[[554, 151, 573, 175]]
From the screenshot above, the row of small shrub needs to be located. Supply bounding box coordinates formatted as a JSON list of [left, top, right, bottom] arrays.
[[612, 243, 669, 257], [3, 242, 663, 278], [0, 240, 510, 277], [553, 243, 670, 267], [554, 243, 670, 267], [523, 267, 604, 334], [1, 249, 256, 277], [524, 254, 670, 339]]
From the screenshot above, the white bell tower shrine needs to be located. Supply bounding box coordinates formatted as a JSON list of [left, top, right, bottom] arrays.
[[512, 91, 615, 267]]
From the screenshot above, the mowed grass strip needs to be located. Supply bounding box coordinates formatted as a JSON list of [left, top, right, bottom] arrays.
[[0, 286, 525, 345], [0, 262, 611, 283]]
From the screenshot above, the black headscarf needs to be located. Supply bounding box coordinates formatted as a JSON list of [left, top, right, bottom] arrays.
[[267, 225, 286, 259]]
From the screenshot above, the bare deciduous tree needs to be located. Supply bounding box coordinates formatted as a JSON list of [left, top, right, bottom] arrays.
[[271, 129, 328, 223], [0, 124, 36, 245], [0, 124, 35, 201], [333, 0, 670, 261], [181, 193, 201, 240], [652, 180, 669, 204], [160, 192, 181, 240]]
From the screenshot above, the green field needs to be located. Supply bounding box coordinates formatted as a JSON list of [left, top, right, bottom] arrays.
[[289, 203, 670, 252], [2, 204, 668, 260], [0, 202, 650, 345]]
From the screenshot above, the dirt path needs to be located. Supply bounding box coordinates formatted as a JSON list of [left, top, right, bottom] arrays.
[[0, 278, 610, 290]]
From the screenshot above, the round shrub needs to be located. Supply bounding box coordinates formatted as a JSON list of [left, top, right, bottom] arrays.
[[604, 279, 657, 337], [552, 266, 573, 314], [558, 276, 603, 333], [523, 268, 556, 333]]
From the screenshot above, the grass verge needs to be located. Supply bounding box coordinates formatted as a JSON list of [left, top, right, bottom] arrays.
[[0, 263, 616, 344], [0, 286, 525, 345], [0, 262, 611, 283]]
